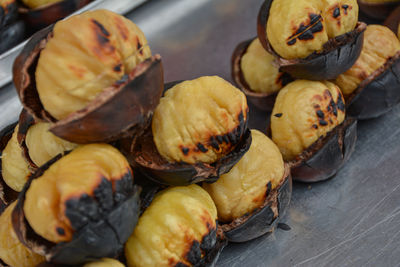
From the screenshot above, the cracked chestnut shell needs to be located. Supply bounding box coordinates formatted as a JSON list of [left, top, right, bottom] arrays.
[[257, 0, 366, 80], [11, 144, 141, 265], [125, 185, 227, 267], [203, 130, 292, 242], [335, 25, 400, 119], [358, 0, 400, 20], [18, 0, 92, 33], [13, 10, 164, 144], [231, 38, 293, 111]]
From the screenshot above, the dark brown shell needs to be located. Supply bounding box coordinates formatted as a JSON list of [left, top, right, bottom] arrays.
[[17, 109, 38, 170], [231, 38, 293, 111], [384, 5, 400, 33], [220, 163, 292, 243], [0, 122, 19, 215], [123, 128, 252, 186], [346, 51, 400, 120], [13, 25, 164, 144], [0, 20, 25, 54], [289, 117, 357, 182], [257, 0, 366, 80], [358, 0, 400, 21], [11, 154, 141, 265], [18, 0, 92, 34], [0, 0, 18, 29]]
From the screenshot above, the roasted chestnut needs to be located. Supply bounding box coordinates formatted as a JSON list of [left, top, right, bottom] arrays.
[[271, 80, 357, 182], [0, 201, 45, 267], [13, 9, 164, 144], [18, 0, 92, 33], [335, 25, 400, 119], [257, 0, 366, 80], [358, 0, 400, 20], [83, 258, 125, 267], [125, 184, 227, 267], [231, 38, 293, 111], [129, 76, 252, 186], [12, 144, 141, 265], [203, 129, 292, 242]]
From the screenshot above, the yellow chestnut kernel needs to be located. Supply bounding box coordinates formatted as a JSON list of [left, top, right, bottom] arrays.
[[335, 25, 400, 96], [152, 76, 248, 164], [84, 258, 125, 267], [2, 124, 31, 192], [203, 129, 284, 222], [322, 0, 358, 38], [125, 185, 217, 267], [271, 80, 345, 161], [24, 144, 131, 243], [21, 0, 61, 9], [26, 122, 78, 166], [240, 38, 285, 94], [0, 202, 45, 267], [36, 9, 151, 120]]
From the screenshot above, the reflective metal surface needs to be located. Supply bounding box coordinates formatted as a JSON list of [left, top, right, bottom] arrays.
[[1, 0, 400, 266]]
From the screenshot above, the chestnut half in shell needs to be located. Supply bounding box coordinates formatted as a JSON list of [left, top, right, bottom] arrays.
[[13, 10, 164, 144], [12, 144, 141, 265], [231, 38, 293, 111], [204, 130, 292, 242], [257, 0, 366, 80], [128, 77, 252, 186]]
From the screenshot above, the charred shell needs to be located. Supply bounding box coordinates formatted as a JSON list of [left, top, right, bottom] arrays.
[[18, 0, 92, 34], [231, 38, 293, 111], [257, 0, 366, 80], [0, 0, 18, 29], [0, 20, 25, 54], [358, 0, 400, 20], [346, 51, 400, 120], [11, 154, 141, 265], [288, 117, 357, 182], [13, 25, 164, 144], [221, 164, 291, 243], [125, 128, 252, 186]]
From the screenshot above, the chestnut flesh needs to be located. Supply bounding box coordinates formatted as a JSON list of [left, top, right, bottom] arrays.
[[257, 0, 366, 80]]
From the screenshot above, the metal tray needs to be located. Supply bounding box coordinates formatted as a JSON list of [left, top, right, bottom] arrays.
[[1, 0, 400, 266], [0, 0, 148, 88]]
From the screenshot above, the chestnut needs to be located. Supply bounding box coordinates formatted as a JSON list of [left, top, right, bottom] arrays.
[[128, 76, 252, 186], [358, 0, 400, 20], [18, 0, 92, 33], [0, 201, 45, 267], [125, 185, 227, 267], [203, 130, 292, 242], [13, 9, 164, 144], [257, 0, 366, 80], [334, 25, 400, 119], [271, 80, 357, 182], [231, 38, 293, 111], [12, 144, 141, 265]]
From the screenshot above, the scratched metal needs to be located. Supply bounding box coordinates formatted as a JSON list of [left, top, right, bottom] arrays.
[[1, 0, 400, 266]]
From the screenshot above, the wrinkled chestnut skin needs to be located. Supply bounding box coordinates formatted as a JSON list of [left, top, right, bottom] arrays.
[[11, 154, 141, 265], [19, 0, 92, 34], [221, 164, 291, 243], [231, 38, 293, 111], [13, 25, 164, 144], [125, 128, 252, 186], [257, 0, 366, 80], [346, 52, 400, 119], [358, 0, 400, 20], [289, 117, 357, 182]]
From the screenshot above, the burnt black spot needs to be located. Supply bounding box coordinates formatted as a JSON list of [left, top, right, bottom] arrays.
[[181, 147, 189, 155], [65, 194, 99, 230], [342, 5, 349, 15], [200, 227, 217, 252], [175, 263, 189, 267], [94, 177, 113, 212], [316, 110, 325, 119], [312, 124, 318, 129], [330, 99, 338, 116], [92, 19, 111, 45], [287, 14, 323, 44], [114, 171, 134, 204], [197, 143, 208, 153], [238, 112, 244, 125], [56, 227, 65, 236], [185, 240, 202, 265], [113, 64, 122, 72], [274, 113, 283, 118], [277, 223, 291, 231], [314, 104, 320, 109], [92, 19, 110, 36], [287, 39, 296, 46], [209, 137, 220, 151], [319, 120, 328, 126], [137, 41, 142, 51], [216, 135, 224, 144], [223, 135, 230, 144], [333, 7, 340, 18], [337, 94, 345, 111], [115, 74, 129, 85], [266, 181, 272, 197]]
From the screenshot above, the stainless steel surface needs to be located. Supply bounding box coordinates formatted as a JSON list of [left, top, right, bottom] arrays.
[[1, 0, 399, 266], [0, 0, 148, 88]]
